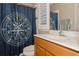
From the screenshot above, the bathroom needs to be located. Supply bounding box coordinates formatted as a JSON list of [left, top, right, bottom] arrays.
[[0, 3, 79, 56]]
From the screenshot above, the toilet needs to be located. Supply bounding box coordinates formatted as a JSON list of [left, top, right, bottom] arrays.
[[20, 45, 34, 56]]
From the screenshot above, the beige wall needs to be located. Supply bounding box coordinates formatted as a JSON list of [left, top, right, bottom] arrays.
[[76, 4, 79, 31], [50, 3, 75, 31], [35, 3, 50, 34]]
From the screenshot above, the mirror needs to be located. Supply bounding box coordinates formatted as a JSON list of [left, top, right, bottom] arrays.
[[50, 3, 79, 31]]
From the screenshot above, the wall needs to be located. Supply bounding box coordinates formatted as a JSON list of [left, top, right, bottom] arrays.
[[75, 4, 79, 31], [35, 3, 50, 34]]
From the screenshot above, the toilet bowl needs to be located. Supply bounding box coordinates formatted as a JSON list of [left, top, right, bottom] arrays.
[[22, 45, 34, 56]]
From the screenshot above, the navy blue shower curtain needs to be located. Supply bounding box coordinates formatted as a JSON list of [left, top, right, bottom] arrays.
[[0, 3, 36, 56]]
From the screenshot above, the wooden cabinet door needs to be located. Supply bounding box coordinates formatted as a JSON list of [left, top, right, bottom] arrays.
[[35, 46, 45, 56]]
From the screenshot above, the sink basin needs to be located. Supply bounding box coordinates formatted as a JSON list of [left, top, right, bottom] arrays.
[[42, 34, 65, 40], [39, 34, 67, 43]]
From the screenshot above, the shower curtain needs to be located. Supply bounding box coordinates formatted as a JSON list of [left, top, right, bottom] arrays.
[[0, 3, 36, 56]]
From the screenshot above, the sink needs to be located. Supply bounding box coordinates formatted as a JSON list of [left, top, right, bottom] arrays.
[[42, 34, 65, 40], [39, 34, 67, 43]]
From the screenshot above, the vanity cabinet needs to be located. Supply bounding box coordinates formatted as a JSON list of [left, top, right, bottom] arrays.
[[34, 36, 79, 56], [35, 46, 45, 56]]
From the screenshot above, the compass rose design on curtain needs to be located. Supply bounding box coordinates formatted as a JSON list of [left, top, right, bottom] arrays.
[[1, 12, 32, 46]]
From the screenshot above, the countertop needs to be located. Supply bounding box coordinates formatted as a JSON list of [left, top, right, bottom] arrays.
[[34, 34, 79, 52]]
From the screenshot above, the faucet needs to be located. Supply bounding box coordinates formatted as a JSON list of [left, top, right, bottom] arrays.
[[59, 26, 64, 36], [59, 30, 63, 36]]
